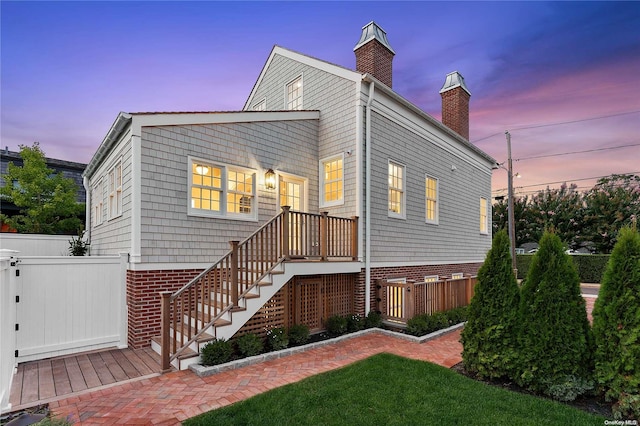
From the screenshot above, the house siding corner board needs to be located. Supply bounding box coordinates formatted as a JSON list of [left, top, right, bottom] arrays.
[[248, 54, 359, 218], [88, 133, 133, 255], [139, 119, 319, 264], [126, 268, 202, 348], [368, 111, 492, 263]]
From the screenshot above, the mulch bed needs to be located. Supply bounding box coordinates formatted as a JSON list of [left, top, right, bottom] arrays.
[[450, 362, 613, 418]]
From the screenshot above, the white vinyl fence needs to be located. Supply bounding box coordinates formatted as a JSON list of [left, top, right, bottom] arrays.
[[14, 254, 128, 363], [0, 250, 19, 413], [0, 233, 73, 256]]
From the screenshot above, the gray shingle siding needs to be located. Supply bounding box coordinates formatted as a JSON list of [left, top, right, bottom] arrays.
[[248, 54, 358, 218], [368, 110, 492, 263], [139, 118, 319, 264]]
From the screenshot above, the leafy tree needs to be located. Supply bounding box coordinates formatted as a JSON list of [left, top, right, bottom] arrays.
[[492, 195, 535, 246], [517, 231, 594, 400], [583, 174, 640, 253], [461, 230, 520, 379], [0, 142, 84, 234], [592, 227, 640, 419]]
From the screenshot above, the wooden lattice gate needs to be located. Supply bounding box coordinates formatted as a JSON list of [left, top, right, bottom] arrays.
[[236, 273, 355, 337]]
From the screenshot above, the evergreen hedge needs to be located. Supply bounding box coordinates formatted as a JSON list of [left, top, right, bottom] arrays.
[[461, 230, 520, 380], [516, 254, 609, 283], [516, 231, 594, 400], [592, 227, 640, 420]]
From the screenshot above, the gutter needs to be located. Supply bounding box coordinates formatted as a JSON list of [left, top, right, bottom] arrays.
[[365, 81, 375, 315], [83, 112, 132, 179]]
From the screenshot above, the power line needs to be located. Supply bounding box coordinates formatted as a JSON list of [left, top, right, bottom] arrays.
[[471, 110, 640, 144], [514, 143, 640, 162], [492, 171, 640, 193]]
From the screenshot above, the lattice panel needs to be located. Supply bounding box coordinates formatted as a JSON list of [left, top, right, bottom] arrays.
[[323, 274, 355, 318], [236, 282, 290, 338], [296, 279, 323, 332]]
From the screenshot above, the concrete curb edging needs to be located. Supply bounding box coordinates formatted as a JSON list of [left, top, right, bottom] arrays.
[[189, 322, 465, 378]]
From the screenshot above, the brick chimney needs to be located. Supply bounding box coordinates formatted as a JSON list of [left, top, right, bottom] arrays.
[[354, 21, 395, 88], [439, 71, 471, 140]]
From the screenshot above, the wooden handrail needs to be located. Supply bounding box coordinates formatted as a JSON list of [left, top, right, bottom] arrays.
[[160, 207, 359, 369]]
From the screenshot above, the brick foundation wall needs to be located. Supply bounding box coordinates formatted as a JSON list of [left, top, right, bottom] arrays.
[[126, 269, 202, 349], [355, 262, 483, 314]]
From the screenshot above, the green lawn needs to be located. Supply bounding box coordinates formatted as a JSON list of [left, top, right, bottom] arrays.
[[184, 353, 605, 425]]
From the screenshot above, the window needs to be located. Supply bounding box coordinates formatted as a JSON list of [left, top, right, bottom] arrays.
[[320, 155, 344, 207], [93, 179, 103, 227], [188, 157, 256, 220], [388, 161, 405, 218], [252, 98, 266, 111], [286, 75, 303, 110], [451, 272, 464, 279], [424, 275, 439, 283], [108, 161, 122, 219], [425, 175, 438, 224], [480, 197, 488, 234]]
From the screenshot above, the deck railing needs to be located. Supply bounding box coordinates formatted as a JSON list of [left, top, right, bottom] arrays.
[[376, 275, 477, 324], [160, 207, 358, 370]]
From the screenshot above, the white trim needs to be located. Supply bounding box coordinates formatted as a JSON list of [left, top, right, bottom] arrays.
[[387, 277, 407, 283], [131, 135, 142, 263], [425, 174, 439, 225], [319, 153, 345, 208], [370, 259, 485, 268], [252, 98, 267, 111], [107, 158, 123, 220], [133, 110, 320, 128], [480, 197, 489, 235], [187, 156, 258, 222], [387, 159, 406, 220]]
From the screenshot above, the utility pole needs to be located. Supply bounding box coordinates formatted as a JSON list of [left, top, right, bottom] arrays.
[[506, 131, 517, 272]]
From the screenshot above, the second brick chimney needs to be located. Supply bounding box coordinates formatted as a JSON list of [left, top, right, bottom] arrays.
[[439, 71, 471, 140], [354, 21, 395, 88]]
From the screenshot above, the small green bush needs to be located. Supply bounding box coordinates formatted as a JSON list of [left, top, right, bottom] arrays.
[[445, 306, 468, 325], [266, 327, 289, 351], [201, 338, 234, 366], [613, 393, 640, 420], [364, 310, 382, 328], [406, 315, 431, 336], [592, 227, 640, 414], [235, 333, 263, 357], [288, 324, 310, 346], [545, 376, 594, 402], [325, 315, 348, 337], [346, 314, 364, 332]]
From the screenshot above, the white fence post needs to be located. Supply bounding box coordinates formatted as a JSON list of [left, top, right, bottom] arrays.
[[0, 249, 19, 414], [118, 252, 128, 349]]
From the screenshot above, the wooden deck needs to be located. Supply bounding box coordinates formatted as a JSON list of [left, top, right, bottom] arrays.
[[8, 346, 165, 411]]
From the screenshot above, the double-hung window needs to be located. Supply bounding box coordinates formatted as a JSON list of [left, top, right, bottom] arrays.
[[320, 154, 344, 207], [108, 161, 122, 219], [252, 98, 266, 111], [480, 197, 488, 234], [425, 175, 438, 224], [388, 161, 405, 219], [189, 157, 257, 221], [286, 75, 303, 110]]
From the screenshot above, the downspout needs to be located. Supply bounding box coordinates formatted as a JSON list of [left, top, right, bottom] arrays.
[[83, 176, 91, 245], [365, 81, 375, 315]]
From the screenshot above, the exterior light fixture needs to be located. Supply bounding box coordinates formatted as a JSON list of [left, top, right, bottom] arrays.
[[265, 169, 276, 190], [195, 165, 209, 175]]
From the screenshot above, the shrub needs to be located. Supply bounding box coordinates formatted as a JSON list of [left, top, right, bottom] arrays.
[[266, 327, 289, 351], [613, 393, 640, 420], [406, 315, 431, 336], [445, 306, 468, 325], [461, 230, 520, 380], [235, 333, 263, 357], [545, 376, 594, 402], [517, 231, 594, 400], [572, 254, 609, 283], [346, 314, 364, 332], [430, 312, 449, 330], [288, 324, 310, 346], [201, 338, 234, 366], [325, 315, 348, 337], [592, 227, 640, 414], [364, 310, 382, 328]]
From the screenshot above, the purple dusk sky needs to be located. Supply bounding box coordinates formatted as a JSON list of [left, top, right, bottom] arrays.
[[2, 1, 639, 196]]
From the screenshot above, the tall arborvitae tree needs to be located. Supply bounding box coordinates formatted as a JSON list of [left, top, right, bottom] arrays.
[[461, 230, 520, 379], [592, 227, 640, 419], [517, 231, 594, 400]]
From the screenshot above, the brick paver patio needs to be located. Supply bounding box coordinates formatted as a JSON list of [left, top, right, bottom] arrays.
[[49, 330, 463, 425]]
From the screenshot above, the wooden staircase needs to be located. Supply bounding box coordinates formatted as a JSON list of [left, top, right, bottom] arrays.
[[152, 207, 359, 370]]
